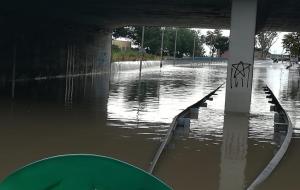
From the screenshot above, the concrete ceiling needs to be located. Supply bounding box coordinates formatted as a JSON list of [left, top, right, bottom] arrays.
[[2, 0, 300, 32]]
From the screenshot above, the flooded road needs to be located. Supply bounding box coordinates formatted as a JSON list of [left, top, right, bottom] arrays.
[[0, 60, 299, 189]]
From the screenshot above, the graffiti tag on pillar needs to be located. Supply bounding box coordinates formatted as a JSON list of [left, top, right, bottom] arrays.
[[230, 61, 252, 88]]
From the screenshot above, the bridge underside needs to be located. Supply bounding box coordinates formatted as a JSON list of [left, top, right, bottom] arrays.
[[2, 0, 300, 31], [1, 0, 299, 113]]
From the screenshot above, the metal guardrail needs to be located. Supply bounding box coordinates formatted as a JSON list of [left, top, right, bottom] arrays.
[[148, 83, 224, 174], [247, 85, 294, 190], [168, 57, 228, 62]]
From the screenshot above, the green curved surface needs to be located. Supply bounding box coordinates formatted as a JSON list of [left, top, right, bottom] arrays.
[[0, 154, 171, 190]]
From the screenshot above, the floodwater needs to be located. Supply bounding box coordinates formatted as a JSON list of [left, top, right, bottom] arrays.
[[0, 60, 299, 189]]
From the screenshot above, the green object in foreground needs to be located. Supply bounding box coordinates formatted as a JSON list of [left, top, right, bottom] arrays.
[[0, 154, 171, 190]]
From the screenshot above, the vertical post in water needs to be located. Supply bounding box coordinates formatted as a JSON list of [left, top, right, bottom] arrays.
[[173, 28, 178, 65], [72, 45, 75, 76], [139, 26, 145, 73], [91, 56, 95, 85], [70, 46, 75, 99], [66, 45, 70, 77], [84, 55, 88, 96], [11, 41, 17, 99], [160, 28, 165, 68], [85, 55, 88, 75], [65, 45, 70, 103], [225, 0, 257, 113], [192, 33, 196, 61]]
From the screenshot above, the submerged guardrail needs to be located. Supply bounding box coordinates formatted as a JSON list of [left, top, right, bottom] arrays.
[[148, 83, 224, 174], [247, 85, 294, 190]]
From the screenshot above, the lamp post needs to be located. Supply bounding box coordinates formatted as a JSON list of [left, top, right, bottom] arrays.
[[139, 26, 145, 73], [160, 27, 165, 68], [173, 28, 178, 65], [193, 34, 196, 61]]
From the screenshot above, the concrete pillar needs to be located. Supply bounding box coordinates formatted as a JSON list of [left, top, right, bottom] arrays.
[[219, 113, 249, 190], [94, 29, 112, 73], [225, 0, 257, 113]]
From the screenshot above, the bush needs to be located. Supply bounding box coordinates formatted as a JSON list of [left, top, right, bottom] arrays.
[[112, 49, 160, 62]]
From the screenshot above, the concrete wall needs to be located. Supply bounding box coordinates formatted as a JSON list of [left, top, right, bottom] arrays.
[[0, 19, 112, 81], [111, 61, 162, 72]]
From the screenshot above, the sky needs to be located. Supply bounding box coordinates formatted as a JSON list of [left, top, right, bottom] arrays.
[[197, 29, 289, 55]]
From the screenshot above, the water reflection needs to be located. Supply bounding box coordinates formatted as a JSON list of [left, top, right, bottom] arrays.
[[108, 66, 225, 126], [287, 69, 300, 100], [125, 79, 160, 103], [219, 113, 249, 190], [64, 76, 74, 111], [0, 61, 300, 189]]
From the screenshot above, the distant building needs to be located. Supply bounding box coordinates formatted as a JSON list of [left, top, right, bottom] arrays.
[[112, 40, 131, 51]]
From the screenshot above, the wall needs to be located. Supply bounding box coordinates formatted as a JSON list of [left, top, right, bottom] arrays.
[[0, 19, 112, 81], [111, 61, 162, 72]]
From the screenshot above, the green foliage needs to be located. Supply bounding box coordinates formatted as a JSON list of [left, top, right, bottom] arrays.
[[204, 29, 228, 57], [112, 27, 134, 39], [214, 36, 229, 55], [282, 32, 300, 57], [111, 44, 121, 51], [135, 27, 162, 55], [113, 26, 205, 58], [256, 31, 278, 59], [112, 48, 159, 62], [174, 28, 204, 57]]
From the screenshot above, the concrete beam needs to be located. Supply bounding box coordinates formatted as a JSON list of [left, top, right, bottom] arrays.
[[3, 0, 300, 31]]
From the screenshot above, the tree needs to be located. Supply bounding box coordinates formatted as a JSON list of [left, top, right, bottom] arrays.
[[112, 27, 134, 39], [113, 27, 205, 57], [194, 34, 206, 57], [214, 36, 229, 56], [205, 29, 222, 57], [112, 26, 205, 57], [174, 28, 204, 57], [134, 27, 162, 55], [282, 32, 300, 57], [114, 26, 162, 55], [256, 31, 278, 59]]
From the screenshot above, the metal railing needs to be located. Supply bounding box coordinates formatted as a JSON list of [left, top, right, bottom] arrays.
[[247, 85, 294, 190], [148, 83, 224, 174]]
